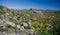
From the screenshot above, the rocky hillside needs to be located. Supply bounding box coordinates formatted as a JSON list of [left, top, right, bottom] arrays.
[[0, 5, 60, 35]]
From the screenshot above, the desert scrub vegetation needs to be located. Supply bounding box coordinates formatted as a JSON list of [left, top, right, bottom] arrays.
[[0, 5, 60, 35]]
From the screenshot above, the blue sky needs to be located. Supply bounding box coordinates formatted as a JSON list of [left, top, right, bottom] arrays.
[[0, 0, 60, 10]]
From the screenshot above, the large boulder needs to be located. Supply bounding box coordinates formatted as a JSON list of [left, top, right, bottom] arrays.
[[6, 21, 16, 27]]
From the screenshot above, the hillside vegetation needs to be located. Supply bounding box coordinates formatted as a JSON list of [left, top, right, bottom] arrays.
[[0, 5, 60, 35]]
